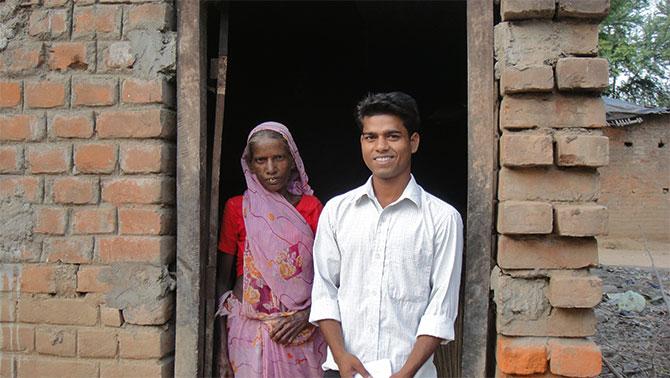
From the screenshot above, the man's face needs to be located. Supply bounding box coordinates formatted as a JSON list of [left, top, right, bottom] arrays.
[[360, 114, 419, 182]]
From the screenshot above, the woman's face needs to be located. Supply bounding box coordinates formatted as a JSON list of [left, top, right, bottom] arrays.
[[249, 136, 295, 195]]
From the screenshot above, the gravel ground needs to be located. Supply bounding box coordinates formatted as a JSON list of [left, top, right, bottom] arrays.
[[593, 266, 670, 377]]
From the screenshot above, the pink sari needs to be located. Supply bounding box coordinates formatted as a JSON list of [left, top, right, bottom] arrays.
[[217, 122, 326, 377]]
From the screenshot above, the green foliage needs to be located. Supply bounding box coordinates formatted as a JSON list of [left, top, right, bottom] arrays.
[[599, 0, 670, 107]]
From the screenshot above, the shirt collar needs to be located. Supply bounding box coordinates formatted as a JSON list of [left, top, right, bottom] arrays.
[[355, 174, 422, 208]]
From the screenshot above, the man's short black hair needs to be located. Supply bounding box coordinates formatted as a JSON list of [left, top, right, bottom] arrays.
[[355, 91, 420, 135]]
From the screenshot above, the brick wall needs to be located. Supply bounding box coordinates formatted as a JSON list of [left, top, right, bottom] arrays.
[[599, 115, 670, 249], [493, 1, 610, 377], [0, 0, 176, 376]]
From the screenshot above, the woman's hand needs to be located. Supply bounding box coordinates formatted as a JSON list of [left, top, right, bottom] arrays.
[[269, 308, 312, 345], [218, 350, 234, 378]]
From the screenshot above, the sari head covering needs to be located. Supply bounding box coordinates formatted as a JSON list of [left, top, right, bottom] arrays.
[[240, 122, 316, 312]]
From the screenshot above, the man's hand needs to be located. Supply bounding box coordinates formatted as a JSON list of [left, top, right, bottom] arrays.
[[334, 352, 370, 378], [392, 335, 442, 378], [269, 308, 312, 345]]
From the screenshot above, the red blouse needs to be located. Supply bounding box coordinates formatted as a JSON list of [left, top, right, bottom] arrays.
[[218, 194, 323, 277]]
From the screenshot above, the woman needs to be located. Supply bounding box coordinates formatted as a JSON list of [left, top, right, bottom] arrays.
[[216, 122, 326, 377]]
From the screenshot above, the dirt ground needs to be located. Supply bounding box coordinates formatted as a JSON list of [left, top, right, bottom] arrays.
[[594, 262, 670, 377]]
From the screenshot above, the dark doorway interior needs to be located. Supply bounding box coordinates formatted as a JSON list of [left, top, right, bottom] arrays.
[[208, 0, 467, 212], [205, 1, 468, 375]]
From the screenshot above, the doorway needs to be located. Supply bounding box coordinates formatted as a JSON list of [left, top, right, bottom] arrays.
[[175, 1, 496, 377]]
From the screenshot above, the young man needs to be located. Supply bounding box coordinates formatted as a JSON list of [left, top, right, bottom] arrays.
[[309, 92, 464, 378]]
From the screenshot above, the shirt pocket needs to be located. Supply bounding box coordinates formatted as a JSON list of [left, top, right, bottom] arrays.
[[385, 243, 432, 303]]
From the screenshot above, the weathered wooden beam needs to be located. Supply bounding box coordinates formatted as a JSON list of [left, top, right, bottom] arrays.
[[204, 4, 229, 376], [175, 0, 208, 376], [463, 0, 497, 377]]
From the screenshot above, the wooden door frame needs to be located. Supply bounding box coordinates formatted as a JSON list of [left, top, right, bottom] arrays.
[[174, 1, 497, 376]]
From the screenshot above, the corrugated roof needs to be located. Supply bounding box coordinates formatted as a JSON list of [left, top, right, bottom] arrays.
[[603, 96, 669, 127]]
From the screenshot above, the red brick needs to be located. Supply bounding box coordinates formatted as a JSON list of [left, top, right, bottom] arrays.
[[77, 265, 112, 293], [498, 235, 598, 269], [44, 237, 94, 264], [74, 143, 117, 173], [119, 207, 174, 235], [501, 0, 555, 20], [73, 4, 122, 40], [556, 57, 609, 92], [16, 357, 98, 378], [120, 142, 174, 174], [72, 77, 117, 106], [98, 236, 175, 264], [499, 167, 600, 201], [0, 145, 23, 173], [495, 21, 600, 67], [25, 80, 68, 109], [0, 176, 42, 202], [78, 327, 118, 358], [121, 78, 173, 105], [126, 3, 174, 32], [548, 338, 602, 377], [554, 204, 608, 237], [102, 177, 175, 205], [500, 133, 553, 167], [101, 305, 124, 327], [18, 264, 56, 293], [0, 326, 34, 352], [51, 112, 94, 139], [499, 307, 597, 337], [28, 9, 69, 39], [52, 176, 98, 204], [497, 335, 548, 375], [34, 206, 67, 235], [17, 297, 98, 325], [118, 325, 173, 359], [0, 81, 22, 108], [72, 207, 116, 234], [35, 327, 76, 356], [498, 201, 553, 234], [47, 42, 92, 71], [100, 41, 136, 70], [100, 359, 174, 378], [557, 0, 609, 19], [0, 43, 43, 74], [0, 114, 45, 141], [500, 94, 606, 129], [1, 356, 15, 378], [0, 295, 17, 322], [27, 144, 71, 174], [96, 109, 176, 139], [555, 134, 609, 167], [500, 65, 554, 95], [548, 273, 602, 308]]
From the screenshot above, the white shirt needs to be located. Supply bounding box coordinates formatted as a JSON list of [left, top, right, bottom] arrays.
[[309, 176, 463, 377]]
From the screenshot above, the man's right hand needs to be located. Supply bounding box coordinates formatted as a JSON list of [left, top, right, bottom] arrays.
[[334, 352, 370, 378]]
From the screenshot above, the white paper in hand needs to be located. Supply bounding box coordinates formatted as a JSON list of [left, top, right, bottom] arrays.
[[353, 358, 392, 378]]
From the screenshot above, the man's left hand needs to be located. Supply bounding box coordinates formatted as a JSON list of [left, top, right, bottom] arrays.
[[269, 308, 312, 344]]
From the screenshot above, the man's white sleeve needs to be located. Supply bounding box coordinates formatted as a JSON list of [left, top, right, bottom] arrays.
[[309, 202, 342, 324], [416, 210, 463, 343]]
